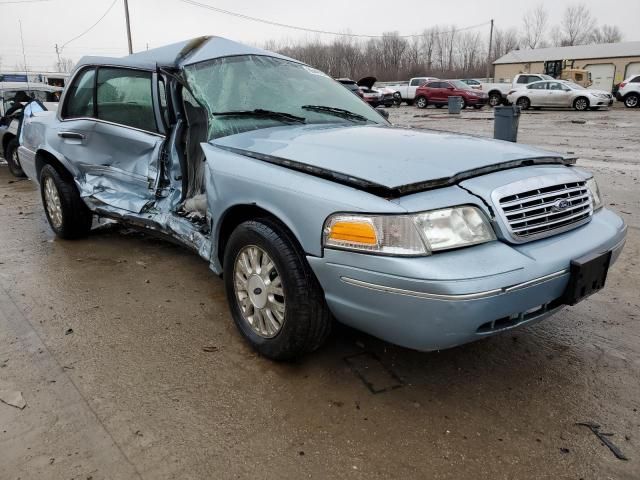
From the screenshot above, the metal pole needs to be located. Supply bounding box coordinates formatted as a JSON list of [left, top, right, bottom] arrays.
[[124, 0, 133, 54], [55, 43, 61, 72], [19, 20, 30, 90], [486, 19, 494, 81]]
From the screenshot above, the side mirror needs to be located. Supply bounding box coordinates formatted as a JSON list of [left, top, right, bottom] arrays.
[[375, 106, 389, 119]]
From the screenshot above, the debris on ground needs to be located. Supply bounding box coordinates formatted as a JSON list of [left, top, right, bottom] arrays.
[[202, 346, 218, 353], [65, 328, 74, 335], [576, 422, 628, 461], [0, 389, 27, 409]]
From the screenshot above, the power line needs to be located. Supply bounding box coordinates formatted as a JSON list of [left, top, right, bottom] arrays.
[[179, 0, 489, 39], [60, 0, 118, 52]]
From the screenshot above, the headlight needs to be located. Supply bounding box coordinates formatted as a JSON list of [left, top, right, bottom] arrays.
[[586, 177, 603, 210], [323, 206, 495, 256]]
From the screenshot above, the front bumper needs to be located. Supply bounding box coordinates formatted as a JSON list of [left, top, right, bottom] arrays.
[[308, 208, 626, 351]]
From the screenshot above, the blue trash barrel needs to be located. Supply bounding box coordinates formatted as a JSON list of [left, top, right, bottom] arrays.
[[494, 105, 521, 142], [448, 96, 462, 114]]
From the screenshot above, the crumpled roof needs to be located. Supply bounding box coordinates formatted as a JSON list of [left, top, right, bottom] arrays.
[[75, 36, 295, 71]]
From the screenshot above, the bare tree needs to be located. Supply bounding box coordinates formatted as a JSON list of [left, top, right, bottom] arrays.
[[54, 57, 75, 73], [559, 3, 597, 46], [491, 28, 520, 62], [420, 27, 438, 71], [590, 25, 623, 44], [522, 4, 548, 49]]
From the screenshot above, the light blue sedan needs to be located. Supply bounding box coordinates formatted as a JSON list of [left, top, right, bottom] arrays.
[[18, 37, 626, 359]]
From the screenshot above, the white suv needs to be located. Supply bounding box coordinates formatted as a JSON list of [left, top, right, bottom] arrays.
[[616, 75, 640, 108]]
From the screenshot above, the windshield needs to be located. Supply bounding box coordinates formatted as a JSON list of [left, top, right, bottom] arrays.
[[565, 82, 585, 90], [184, 55, 385, 140], [450, 80, 472, 90]]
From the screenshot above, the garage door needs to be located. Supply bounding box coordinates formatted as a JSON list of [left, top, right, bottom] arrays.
[[625, 62, 640, 80], [585, 64, 615, 91]]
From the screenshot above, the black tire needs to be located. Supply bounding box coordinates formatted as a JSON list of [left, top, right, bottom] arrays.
[[488, 92, 502, 107], [573, 96, 589, 111], [415, 96, 428, 109], [516, 97, 531, 110], [405, 99, 414, 106], [460, 98, 467, 109], [223, 219, 331, 360], [39, 164, 92, 239], [623, 93, 639, 108], [5, 139, 26, 178]]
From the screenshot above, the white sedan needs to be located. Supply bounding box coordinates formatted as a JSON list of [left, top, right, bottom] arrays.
[[507, 80, 614, 111]]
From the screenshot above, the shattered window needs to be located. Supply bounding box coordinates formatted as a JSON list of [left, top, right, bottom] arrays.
[[184, 55, 385, 140], [96, 68, 157, 132]]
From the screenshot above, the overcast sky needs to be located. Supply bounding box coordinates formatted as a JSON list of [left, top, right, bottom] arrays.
[[1, 0, 639, 72]]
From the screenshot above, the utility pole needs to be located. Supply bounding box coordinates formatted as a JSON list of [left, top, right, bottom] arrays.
[[486, 19, 494, 80], [124, 0, 133, 54], [19, 20, 30, 89], [55, 43, 61, 72]]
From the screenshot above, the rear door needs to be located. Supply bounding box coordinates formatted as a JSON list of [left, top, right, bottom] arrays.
[[57, 66, 164, 213], [545, 81, 572, 107], [526, 82, 548, 106]]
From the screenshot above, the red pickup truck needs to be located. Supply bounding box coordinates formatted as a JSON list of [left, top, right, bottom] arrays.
[[415, 80, 488, 109]]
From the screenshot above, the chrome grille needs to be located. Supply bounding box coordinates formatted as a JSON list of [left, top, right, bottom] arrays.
[[498, 180, 592, 240]]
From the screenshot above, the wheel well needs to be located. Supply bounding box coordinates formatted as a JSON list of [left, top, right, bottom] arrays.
[[488, 90, 502, 97], [574, 96, 590, 106], [624, 91, 639, 98], [216, 204, 301, 268], [2, 133, 15, 156], [35, 150, 73, 181]]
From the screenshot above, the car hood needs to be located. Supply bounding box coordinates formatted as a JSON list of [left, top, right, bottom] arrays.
[[211, 124, 569, 196], [357, 76, 377, 89]]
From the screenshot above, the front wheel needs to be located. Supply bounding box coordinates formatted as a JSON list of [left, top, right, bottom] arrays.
[[516, 97, 531, 110], [223, 219, 331, 360], [573, 97, 589, 111], [39, 164, 93, 239], [624, 93, 639, 108], [5, 139, 26, 178], [415, 96, 428, 109]]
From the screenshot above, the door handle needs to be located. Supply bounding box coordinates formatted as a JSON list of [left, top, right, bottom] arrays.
[[58, 131, 85, 140]]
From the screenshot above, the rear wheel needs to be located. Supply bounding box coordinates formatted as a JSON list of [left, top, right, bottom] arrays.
[[415, 96, 428, 109], [516, 97, 531, 110], [573, 96, 589, 111], [488, 92, 502, 107], [624, 93, 639, 108], [39, 164, 93, 239], [5, 139, 26, 178], [223, 219, 331, 360]]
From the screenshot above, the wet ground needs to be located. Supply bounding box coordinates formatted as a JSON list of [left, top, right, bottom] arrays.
[[1, 105, 638, 480]]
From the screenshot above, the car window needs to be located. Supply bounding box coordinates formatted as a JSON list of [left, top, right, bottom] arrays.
[[96, 68, 157, 132], [63, 68, 95, 119], [528, 82, 546, 90], [424, 82, 438, 88], [517, 75, 530, 84], [410, 78, 423, 86], [631, 76, 640, 83], [547, 82, 564, 90]]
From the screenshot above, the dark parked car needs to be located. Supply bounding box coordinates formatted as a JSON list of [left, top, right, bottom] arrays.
[[415, 80, 488, 109]]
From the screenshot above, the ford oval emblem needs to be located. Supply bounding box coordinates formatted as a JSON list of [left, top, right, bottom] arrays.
[[552, 199, 570, 212]]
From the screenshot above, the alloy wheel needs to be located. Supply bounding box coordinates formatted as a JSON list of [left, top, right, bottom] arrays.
[[43, 176, 63, 229], [233, 245, 285, 338], [575, 98, 588, 111], [625, 95, 638, 108]]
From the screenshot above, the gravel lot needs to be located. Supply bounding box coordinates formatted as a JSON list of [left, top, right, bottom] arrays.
[[1, 104, 638, 480]]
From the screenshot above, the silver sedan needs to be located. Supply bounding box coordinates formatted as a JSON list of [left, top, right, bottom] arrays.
[[507, 80, 614, 111]]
